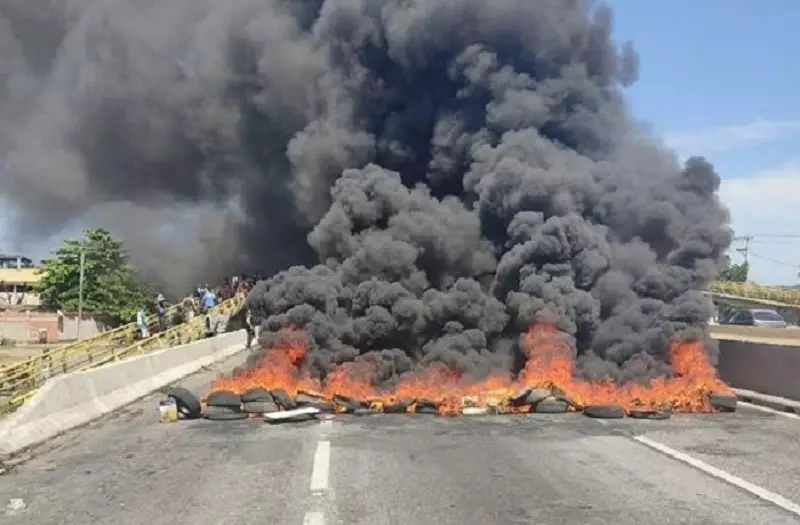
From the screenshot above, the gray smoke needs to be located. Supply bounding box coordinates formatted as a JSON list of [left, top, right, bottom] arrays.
[[0, 0, 731, 382]]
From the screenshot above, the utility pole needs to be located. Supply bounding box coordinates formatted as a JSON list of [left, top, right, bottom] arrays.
[[733, 235, 752, 264], [77, 247, 85, 341]]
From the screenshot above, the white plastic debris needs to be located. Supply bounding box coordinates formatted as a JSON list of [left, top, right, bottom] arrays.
[[462, 406, 493, 415], [5, 499, 26, 516], [263, 406, 320, 423]]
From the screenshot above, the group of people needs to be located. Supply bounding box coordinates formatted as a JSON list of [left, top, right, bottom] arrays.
[[134, 275, 265, 342]]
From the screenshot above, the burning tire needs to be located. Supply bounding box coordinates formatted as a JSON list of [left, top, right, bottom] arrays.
[[629, 408, 672, 420], [206, 390, 242, 408], [270, 389, 296, 410], [296, 393, 326, 407], [242, 387, 273, 403], [533, 398, 569, 414], [204, 405, 248, 421], [583, 404, 625, 419], [510, 388, 532, 406], [415, 401, 438, 414], [243, 401, 279, 414], [310, 400, 335, 412], [709, 393, 737, 413], [333, 395, 361, 413], [167, 387, 202, 419], [384, 400, 414, 413], [526, 388, 553, 406]]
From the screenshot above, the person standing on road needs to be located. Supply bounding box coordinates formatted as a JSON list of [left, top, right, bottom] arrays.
[[244, 306, 256, 348]]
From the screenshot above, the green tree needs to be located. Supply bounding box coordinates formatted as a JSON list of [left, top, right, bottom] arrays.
[[718, 259, 749, 283], [34, 229, 155, 324]]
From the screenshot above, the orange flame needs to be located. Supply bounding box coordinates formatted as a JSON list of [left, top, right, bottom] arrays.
[[210, 325, 733, 414]]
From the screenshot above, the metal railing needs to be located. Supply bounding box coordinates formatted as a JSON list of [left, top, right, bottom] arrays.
[[707, 282, 800, 307], [0, 297, 243, 415], [0, 305, 180, 385]]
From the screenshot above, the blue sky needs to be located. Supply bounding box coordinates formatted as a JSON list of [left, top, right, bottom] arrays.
[[608, 0, 800, 284], [3, 2, 800, 284]]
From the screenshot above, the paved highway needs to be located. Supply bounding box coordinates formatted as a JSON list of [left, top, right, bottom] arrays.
[[2, 351, 800, 524]]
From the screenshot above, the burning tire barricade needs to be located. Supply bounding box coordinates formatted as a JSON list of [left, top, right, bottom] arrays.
[[165, 323, 738, 425]]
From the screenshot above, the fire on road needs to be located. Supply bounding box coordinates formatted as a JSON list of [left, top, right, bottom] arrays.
[[1, 352, 798, 525]]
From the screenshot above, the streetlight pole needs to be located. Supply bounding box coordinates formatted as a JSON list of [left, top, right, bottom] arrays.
[[77, 247, 85, 341]]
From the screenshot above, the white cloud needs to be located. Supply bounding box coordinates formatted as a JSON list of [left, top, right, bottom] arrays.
[[665, 119, 800, 156], [718, 162, 800, 285]]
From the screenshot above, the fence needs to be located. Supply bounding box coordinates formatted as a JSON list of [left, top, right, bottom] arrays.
[[0, 297, 243, 414], [708, 282, 800, 307]]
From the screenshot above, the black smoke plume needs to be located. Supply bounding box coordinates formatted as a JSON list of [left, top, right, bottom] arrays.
[[0, 1, 731, 382]]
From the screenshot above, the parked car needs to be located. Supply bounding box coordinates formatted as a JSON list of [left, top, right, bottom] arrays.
[[724, 308, 787, 328]]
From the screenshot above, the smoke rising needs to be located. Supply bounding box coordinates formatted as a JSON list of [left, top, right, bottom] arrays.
[[0, 0, 731, 382]]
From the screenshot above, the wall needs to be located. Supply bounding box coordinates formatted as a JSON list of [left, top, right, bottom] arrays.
[[716, 339, 800, 401], [0, 310, 108, 343]]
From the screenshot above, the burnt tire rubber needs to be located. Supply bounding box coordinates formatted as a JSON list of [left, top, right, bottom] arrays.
[[533, 399, 569, 414], [242, 387, 273, 403], [510, 388, 532, 406], [296, 393, 325, 407], [204, 406, 248, 420], [384, 400, 414, 413], [333, 395, 360, 413], [583, 404, 626, 419], [242, 401, 279, 414], [709, 394, 738, 412], [206, 390, 243, 408], [525, 388, 553, 406], [270, 389, 296, 409], [167, 387, 201, 419], [415, 401, 439, 414], [310, 401, 335, 412], [629, 409, 672, 420], [334, 394, 366, 409], [352, 408, 375, 416]]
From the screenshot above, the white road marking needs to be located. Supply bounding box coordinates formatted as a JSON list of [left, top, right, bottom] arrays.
[[739, 401, 800, 420], [633, 435, 800, 518], [303, 511, 325, 525], [310, 440, 331, 492]]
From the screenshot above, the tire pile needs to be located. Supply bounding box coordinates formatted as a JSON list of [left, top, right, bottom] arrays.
[[163, 386, 738, 423]]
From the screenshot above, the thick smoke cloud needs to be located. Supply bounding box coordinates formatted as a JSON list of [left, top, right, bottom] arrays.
[[0, 0, 731, 382]]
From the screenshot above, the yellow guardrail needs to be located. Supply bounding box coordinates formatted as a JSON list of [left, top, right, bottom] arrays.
[[707, 282, 800, 307], [0, 304, 181, 385], [0, 297, 244, 415]]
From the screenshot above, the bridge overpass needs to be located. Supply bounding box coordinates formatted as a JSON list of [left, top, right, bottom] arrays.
[[2, 287, 800, 524]]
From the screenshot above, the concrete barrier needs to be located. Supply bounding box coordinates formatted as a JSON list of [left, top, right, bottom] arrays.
[[716, 339, 800, 402], [0, 330, 247, 457]]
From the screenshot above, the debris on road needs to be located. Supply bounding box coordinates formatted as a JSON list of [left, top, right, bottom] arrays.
[[158, 398, 179, 423], [583, 404, 626, 419], [167, 387, 202, 419], [269, 389, 296, 410], [204, 405, 248, 421], [205, 390, 242, 409], [241, 387, 273, 404], [708, 393, 738, 413], [628, 408, 672, 420], [462, 406, 494, 416], [242, 401, 279, 414], [263, 406, 320, 424], [533, 398, 569, 414]]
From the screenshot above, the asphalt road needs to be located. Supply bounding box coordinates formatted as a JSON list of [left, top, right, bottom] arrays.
[[1, 352, 800, 524]]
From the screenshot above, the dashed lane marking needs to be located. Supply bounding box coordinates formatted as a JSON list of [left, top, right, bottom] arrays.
[[310, 439, 331, 492], [302, 511, 325, 525]]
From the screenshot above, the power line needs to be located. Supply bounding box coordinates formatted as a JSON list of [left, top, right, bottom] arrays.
[[748, 250, 799, 269]]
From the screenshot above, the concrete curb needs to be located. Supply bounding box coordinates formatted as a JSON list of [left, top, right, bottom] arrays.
[[0, 330, 247, 458], [734, 388, 800, 414]]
